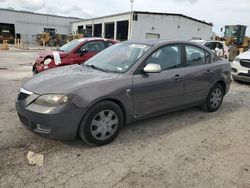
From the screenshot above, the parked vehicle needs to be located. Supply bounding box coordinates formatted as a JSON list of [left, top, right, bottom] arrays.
[[216, 25, 250, 62], [191, 40, 229, 59], [36, 32, 67, 47], [231, 49, 250, 82], [33, 38, 118, 74], [16, 40, 231, 146]]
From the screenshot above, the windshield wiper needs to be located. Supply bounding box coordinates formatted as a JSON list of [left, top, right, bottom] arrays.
[[85, 64, 107, 72], [85, 64, 120, 73], [57, 48, 64, 52]]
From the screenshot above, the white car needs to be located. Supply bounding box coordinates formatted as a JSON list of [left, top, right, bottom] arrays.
[[191, 40, 229, 59], [231, 50, 250, 82]]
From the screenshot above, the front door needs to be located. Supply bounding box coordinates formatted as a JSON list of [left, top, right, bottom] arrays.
[[132, 44, 186, 117], [73, 41, 106, 64]]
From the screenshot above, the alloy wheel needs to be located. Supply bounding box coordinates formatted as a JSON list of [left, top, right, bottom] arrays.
[[210, 88, 223, 109], [90, 110, 119, 141]]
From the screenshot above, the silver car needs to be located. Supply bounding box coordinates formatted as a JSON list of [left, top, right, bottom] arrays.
[[231, 49, 250, 82], [16, 40, 231, 146]]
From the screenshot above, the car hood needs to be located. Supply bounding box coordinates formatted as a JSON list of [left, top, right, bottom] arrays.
[[39, 50, 68, 58], [22, 65, 120, 94], [238, 50, 250, 59]]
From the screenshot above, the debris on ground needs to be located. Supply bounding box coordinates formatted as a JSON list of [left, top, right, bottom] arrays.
[[27, 151, 44, 167]]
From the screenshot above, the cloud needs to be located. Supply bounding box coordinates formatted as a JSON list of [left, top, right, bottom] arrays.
[[0, 0, 45, 11], [173, 0, 198, 4], [38, 5, 93, 18], [16, 0, 45, 11]]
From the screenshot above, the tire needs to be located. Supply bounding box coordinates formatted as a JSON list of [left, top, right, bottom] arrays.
[[59, 40, 65, 46], [228, 45, 238, 62], [201, 83, 224, 112], [48, 39, 54, 47], [79, 101, 124, 146]]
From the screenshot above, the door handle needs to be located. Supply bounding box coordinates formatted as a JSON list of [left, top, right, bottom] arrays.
[[172, 74, 183, 80], [205, 69, 214, 74]]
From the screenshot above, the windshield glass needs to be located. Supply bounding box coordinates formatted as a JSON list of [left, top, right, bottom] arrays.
[[224, 26, 239, 38], [58, 39, 82, 52], [85, 42, 151, 73]]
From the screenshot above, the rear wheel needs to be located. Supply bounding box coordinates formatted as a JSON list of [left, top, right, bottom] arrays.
[[201, 83, 224, 112], [48, 39, 54, 47], [79, 101, 124, 146]]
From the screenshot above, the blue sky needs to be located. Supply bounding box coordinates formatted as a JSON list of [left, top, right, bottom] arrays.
[[0, 0, 250, 35]]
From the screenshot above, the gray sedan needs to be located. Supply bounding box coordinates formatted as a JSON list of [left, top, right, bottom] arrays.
[[16, 40, 231, 146]]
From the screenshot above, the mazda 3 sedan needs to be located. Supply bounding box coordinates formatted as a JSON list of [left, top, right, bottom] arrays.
[[16, 40, 231, 146]]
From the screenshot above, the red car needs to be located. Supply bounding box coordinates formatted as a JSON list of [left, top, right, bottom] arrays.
[[33, 38, 118, 73]]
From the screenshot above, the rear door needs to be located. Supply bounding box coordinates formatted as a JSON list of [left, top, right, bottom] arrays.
[[132, 44, 186, 117], [183, 44, 215, 104]]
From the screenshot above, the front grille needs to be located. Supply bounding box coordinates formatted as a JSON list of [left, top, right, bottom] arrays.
[[238, 73, 250, 77], [240, 59, 250, 68], [18, 92, 30, 101], [232, 68, 237, 73]]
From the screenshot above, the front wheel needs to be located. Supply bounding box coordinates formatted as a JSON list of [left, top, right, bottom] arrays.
[[201, 83, 224, 112], [79, 101, 124, 146]]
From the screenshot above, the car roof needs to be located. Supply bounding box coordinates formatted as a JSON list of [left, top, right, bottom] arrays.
[[124, 39, 210, 48], [191, 39, 224, 44], [125, 39, 172, 45], [77, 37, 117, 42]]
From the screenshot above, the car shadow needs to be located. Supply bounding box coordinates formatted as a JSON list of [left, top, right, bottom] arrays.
[[62, 100, 242, 148]]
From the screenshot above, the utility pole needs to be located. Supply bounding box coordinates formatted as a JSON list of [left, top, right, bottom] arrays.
[[129, 0, 134, 40]]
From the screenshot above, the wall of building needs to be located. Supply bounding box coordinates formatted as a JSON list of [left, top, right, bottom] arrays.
[[131, 13, 212, 40], [71, 12, 212, 41], [0, 9, 81, 44], [71, 13, 130, 40]]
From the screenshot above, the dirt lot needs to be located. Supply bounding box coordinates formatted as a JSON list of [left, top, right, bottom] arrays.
[[0, 49, 250, 188]]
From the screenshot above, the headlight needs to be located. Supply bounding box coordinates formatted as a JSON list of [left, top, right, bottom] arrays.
[[33, 94, 70, 107], [234, 56, 240, 62], [44, 58, 52, 65]]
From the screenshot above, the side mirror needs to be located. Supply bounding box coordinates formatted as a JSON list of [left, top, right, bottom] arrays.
[[80, 48, 88, 56], [143, 63, 161, 73]]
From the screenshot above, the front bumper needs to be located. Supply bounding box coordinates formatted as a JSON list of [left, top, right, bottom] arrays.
[[15, 93, 87, 140], [231, 60, 250, 82], [33, 57, 45, 74]]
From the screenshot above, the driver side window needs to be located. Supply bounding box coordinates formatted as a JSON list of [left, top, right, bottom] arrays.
[[80, 41, 105, 53], [146, 45, 182, 71]]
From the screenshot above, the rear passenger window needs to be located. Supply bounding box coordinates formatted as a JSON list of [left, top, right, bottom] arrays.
[[185, 45, 210, 66]]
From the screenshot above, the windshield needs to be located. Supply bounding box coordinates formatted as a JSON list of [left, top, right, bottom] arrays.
[[224, 26, 240, 38], [58, 39, 82, 52], [85, 42, 151, 73]]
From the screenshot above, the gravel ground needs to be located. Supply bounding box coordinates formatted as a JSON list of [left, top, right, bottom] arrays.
[[0, 49, 250, 188]]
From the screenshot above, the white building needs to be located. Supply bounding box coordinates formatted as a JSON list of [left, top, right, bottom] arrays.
[[0, 8, 82, 43], [71, 11, 213, 41]]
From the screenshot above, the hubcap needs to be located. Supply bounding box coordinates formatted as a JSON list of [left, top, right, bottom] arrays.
[[90, 110, 118, 141], [210, 88, 222, 109]]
